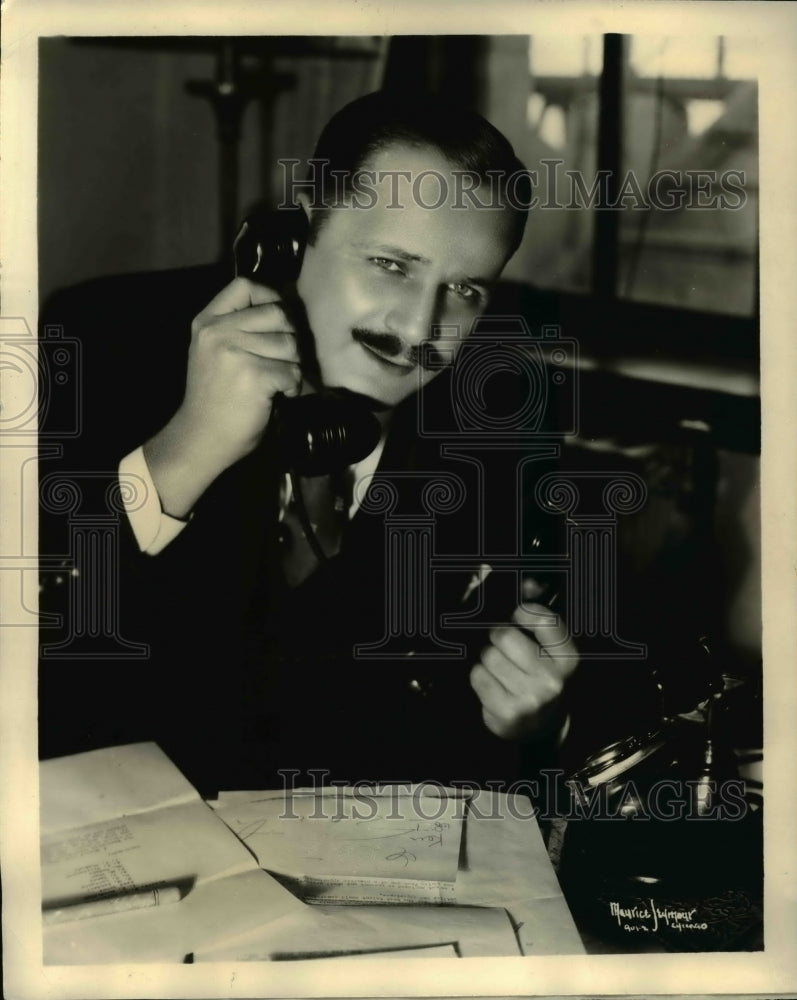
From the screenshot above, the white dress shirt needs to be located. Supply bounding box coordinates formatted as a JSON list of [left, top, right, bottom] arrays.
[[118, 439, 387, 556]]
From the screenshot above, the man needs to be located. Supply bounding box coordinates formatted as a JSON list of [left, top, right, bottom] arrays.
[[40, 92, 580, 793]]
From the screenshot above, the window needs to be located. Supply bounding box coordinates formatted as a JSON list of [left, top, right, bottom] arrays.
[[502, 35, 758, 326], [619, 37, 758, 316], [503, 35, 603, 293]]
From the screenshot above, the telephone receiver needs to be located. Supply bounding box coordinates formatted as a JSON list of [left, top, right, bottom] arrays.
[[233, 205, 381, 477]]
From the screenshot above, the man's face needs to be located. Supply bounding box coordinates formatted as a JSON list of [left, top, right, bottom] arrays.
[[296, 142, 516, 408]]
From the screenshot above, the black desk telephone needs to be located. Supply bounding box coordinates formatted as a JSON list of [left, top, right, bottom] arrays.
[[232, 205, 381, 478]]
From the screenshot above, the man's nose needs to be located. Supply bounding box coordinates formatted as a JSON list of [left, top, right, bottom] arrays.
[[384, 284, 442, 348]]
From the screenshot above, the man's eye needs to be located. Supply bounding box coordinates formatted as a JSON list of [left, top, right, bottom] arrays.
[[371, 257, 404, 274], [448, 282, 482, 302]]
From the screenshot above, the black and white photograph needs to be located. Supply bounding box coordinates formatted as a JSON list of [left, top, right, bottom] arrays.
[[1, 1, 795, 998]]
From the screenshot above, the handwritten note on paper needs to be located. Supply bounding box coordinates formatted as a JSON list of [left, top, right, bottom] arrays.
[[213, 793, 463, 903]]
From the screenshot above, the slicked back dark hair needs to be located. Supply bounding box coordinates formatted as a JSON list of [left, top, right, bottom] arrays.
[[306, 90, 531, 257]]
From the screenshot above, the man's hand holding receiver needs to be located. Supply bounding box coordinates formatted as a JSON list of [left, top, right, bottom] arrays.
[[470, 578, 580, 741], [143, 277, 303, 519]]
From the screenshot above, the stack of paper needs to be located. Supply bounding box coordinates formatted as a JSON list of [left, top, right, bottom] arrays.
[[206, 785, 522, 958], [39, 748, 584, 962], [211, 788, 464, 904], [194, 902, 522, 960], [40, 743, 305, 963], [210, 784, 585, 957]]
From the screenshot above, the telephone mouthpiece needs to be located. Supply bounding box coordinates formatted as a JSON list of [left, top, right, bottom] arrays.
[[274, 390, 382, 476]]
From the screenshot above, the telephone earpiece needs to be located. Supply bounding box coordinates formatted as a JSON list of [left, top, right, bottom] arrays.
[[232, 205, 381, 477], [233, 204, 309, 287]]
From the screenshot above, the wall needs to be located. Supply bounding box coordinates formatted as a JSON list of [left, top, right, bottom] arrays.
[[38, 38, 246, 304]]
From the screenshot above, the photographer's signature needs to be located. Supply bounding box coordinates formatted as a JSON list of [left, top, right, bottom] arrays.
[[609, 899, 708, 933]]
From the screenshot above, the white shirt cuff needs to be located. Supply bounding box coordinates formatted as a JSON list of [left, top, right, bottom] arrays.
[[118, 447, 190, 555]]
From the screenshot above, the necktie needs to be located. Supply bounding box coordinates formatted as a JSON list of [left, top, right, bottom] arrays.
[[280, 471, 349, 588]]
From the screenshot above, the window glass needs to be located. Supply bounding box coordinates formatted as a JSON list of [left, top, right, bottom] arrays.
[[618, 37, 758, 316], [499, 35, 603, 293]]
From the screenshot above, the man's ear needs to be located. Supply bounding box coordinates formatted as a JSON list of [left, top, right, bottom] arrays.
[[296, 192, 318, 250], [297, 192, 312, 224]]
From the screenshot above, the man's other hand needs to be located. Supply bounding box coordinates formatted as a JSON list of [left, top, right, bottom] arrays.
[[143, 278, 302, 518], [469, 578, 580, 741]]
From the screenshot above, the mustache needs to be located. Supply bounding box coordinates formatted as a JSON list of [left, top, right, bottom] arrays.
[[351, 328, 446, 372]]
